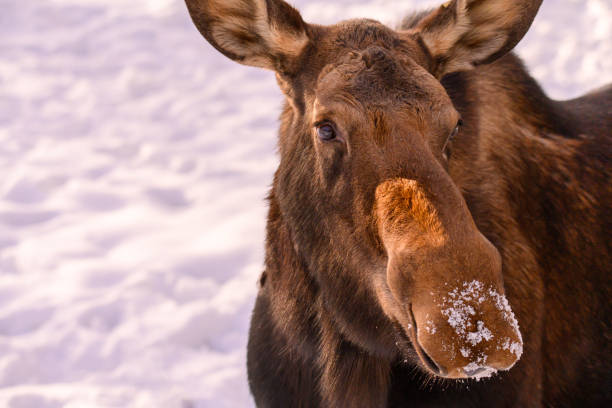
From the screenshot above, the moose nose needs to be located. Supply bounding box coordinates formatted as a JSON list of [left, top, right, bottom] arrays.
[[374, 178, 523, 379], [412, 280, 523, 380]]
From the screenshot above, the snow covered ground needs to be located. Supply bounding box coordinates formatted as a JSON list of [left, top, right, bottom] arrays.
[[0, 0, 609, 407]]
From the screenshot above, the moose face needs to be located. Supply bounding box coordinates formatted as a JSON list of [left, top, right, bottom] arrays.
[[301, 36, 523, 378], [186, 0, 538, 379]]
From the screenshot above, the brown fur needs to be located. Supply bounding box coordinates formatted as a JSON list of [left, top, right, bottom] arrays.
[[185, 0, 611, 406]]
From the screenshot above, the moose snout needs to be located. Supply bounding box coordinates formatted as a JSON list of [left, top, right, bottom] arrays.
[[411, 280, 524, 379], [375, 178, 523, 379]]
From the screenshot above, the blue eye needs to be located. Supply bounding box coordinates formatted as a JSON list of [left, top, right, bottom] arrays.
[[317, 123, 336, 141]]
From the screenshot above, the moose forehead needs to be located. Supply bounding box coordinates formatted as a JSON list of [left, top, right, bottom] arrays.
[[311, 20, 452, 114]]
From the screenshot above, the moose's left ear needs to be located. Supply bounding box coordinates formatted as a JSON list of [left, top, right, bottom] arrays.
[[415, 0, 542, 77], [185, 0, 309, 73]]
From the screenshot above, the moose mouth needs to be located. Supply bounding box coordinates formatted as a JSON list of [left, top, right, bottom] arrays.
[[408, 307, 448, 376], [394, 306, 447, 377]]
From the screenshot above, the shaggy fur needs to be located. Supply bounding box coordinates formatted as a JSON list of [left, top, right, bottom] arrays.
[[185, 0, 611, 406]]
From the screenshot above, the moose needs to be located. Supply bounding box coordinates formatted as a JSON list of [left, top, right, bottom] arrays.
[[185, 0, 611, 406]]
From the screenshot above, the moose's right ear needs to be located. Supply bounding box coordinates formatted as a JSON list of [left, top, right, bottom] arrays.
[[185, 0, 310, 73]]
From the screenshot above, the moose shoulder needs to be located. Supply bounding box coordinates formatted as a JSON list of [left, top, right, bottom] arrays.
[[185, 0, 612, 406]]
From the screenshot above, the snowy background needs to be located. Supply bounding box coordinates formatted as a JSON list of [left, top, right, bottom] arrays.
[[0, 0, 610, 407]]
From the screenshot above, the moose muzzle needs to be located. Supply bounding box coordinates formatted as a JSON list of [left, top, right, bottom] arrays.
[[375, 178, 523, 379]]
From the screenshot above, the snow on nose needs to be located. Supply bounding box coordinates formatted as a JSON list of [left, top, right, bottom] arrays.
[[438, 280, 523, 379]]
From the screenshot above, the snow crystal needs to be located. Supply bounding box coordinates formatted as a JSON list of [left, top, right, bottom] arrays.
[[488, 288, 524, 359], [440, 280, 485, 338], [463, 353, 498, 381], [463, 363, 497, 381], [499, 337, 524, 359], [425, 319, 437, 334], [466, 321, 493, 346]]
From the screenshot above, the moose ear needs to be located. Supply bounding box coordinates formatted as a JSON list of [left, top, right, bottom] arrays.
[[185, 0, 309, 72], [415, 0, 542, 77]]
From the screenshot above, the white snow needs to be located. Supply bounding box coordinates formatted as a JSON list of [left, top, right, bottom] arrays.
[[463, 360, 496, 381], [500, 336, 524, 360], [425, 318, 437, 335], [466, 321, 493, 346], [440, 280, 483, 337], [488, 287, 524, 359], [1, 0, 610, 407], [440, 280, 524, 369], [463, 352, 496, 381]]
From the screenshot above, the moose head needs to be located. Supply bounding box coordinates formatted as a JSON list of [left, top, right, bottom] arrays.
[[186, 0, 541, 381]]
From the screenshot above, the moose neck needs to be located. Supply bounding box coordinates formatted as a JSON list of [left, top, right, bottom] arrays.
[[444, 53, 580, 253], [264, 186, 395, 407], [443, 53, 606, 395]]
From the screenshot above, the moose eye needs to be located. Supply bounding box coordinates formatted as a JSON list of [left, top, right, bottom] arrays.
[[316, 123, 337, 141], [443, 119, 462, 159], [450, 119, 463, 140]]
